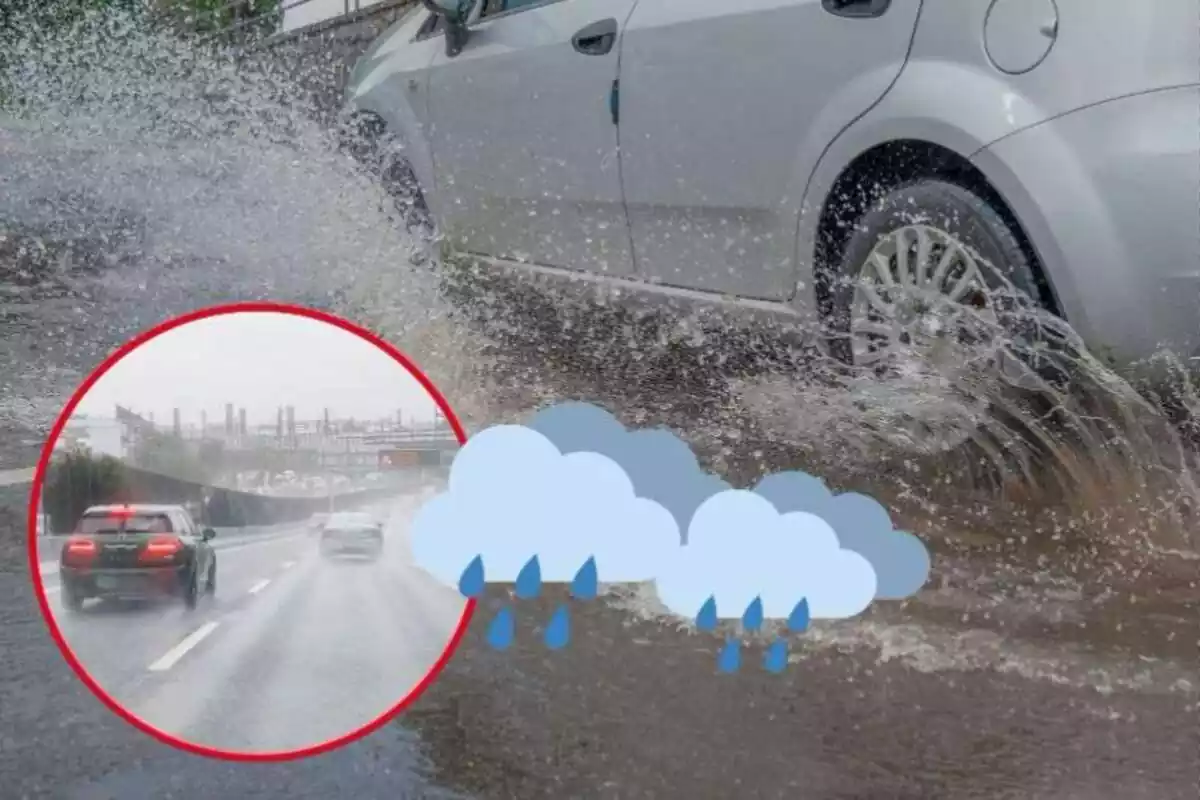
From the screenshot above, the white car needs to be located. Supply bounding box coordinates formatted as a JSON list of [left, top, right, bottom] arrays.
[[346, 0, 1199, 369]]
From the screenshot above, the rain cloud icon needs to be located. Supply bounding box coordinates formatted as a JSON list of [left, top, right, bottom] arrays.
[[409, 402, 932, 672]]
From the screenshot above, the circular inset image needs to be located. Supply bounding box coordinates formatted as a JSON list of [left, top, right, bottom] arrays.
[[27, 302, 472, 760]]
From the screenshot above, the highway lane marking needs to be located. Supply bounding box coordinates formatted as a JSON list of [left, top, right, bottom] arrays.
[[147, 621, 219, 672], [248, 578, 271, 595], [40, 561, 59, 575]]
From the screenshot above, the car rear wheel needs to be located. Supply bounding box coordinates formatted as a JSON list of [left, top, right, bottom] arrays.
[[826, 178, 1052, 452], [182, 569, 199, 610], [61, 581, 85, 612], [829, 179, 1045, 365]]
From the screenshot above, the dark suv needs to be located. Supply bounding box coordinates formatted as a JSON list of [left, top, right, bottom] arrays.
[[59, 504, 217, 612]]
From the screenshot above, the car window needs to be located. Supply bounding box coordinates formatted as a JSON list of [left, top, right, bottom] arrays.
[[327, 512, 374, 527], [78, 513, 173, 535], [480, 0, 548, 19], [171, 510, 196, 536]]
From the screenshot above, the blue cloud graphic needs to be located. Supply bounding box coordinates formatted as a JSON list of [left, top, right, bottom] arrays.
[[527, 401, 731, 538], [753, 471, 930, 599], [655, 489, 877, 621], [410, 424, 680, 587]]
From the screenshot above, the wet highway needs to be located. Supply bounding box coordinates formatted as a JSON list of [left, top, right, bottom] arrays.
[[36, 495, 467, 754]]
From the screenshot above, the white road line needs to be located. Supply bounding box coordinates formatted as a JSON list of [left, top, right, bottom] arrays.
[[44, 584, 61, 594], [40, 561, 59, 576], [147, 621, 219, 672], [248, 578, 271, 595]]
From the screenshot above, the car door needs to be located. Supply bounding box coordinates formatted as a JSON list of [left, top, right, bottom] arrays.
[[425, 0, 640, 276], [618, 0, 923, 299]]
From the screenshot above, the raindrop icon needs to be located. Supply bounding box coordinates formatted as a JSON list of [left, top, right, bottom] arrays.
[[544, 604, 570, 649], [458, 555, 485, 598], [570, 556, 598, 600], [515, 555, 542, 599], [788, 598, 811, 633], [742, 596, 764, 633], [717, 637, 741, 674], [486, 607, 515, 650], [763, 638, 788, 674], [695, 596, 718, 631]]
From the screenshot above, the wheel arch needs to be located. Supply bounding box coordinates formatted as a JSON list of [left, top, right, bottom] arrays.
[[810, 138, 1061, 320]]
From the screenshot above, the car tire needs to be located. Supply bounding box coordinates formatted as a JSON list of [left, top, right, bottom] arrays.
[[827, 178, 1046, 365], [61, 581, 85, 612], [182, 568, 199, 610]]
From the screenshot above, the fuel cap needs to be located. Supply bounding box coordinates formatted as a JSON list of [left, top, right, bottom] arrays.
[[984, 0, 1059, 75]]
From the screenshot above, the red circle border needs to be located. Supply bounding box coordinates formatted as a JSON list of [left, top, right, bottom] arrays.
[[25, 300, 476, 762]]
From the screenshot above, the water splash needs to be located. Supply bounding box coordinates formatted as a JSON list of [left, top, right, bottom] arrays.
[[717, 637, 741, 674], [741, 596, 764, 632], [485, 607, 515, 650], [458, 555, 485, 598], [544, 604, 570, 649], [695, 595, 718, 631], [788, 598, 811, 633], [570, 556, 598, 600], [514, 556, 542, 599], [763, 639, 788, 674]]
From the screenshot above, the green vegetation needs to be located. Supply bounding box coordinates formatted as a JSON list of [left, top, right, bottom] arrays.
[[42, 447, 129, 533]]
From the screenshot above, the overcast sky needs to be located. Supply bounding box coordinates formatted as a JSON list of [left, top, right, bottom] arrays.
[[74, 311, 442, 427]]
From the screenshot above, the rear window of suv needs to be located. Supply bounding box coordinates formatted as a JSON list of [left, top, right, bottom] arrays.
[[77, 513, 174, 535]]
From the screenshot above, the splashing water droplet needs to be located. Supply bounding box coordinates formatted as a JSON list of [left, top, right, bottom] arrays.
[[788, 598, 811, 633], [763, 638, 788, 674], [742, 596, 764, 632], [717, 638, 741, 674], [458, 555, 485, 598], [695, 596, 718, 631], [515, 556, 542, 599], [570, 556, 598, 600], [544, 604, 571, 650], [486, 607, 515, 650]]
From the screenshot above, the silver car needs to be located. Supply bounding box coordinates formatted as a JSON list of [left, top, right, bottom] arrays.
[[346, 0, 1199, 368]]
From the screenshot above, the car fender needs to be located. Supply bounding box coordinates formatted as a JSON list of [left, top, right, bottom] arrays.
[[790, 57, 1063, 311]]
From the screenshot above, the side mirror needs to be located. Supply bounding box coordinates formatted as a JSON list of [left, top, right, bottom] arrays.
[[421, 0, 472, 58], [201, 527, 217, 541]]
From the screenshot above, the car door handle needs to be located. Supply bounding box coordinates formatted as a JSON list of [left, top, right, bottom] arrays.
[[572, 18, 618, 56], [822, 0, 891, 17]]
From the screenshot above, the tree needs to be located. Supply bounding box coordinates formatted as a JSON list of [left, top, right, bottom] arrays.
[[42, 447, 129, 533]]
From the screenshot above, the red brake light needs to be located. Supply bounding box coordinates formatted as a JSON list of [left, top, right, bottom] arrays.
[[110, 505, 134, 519], [65, 536, 97, 555], [140, 535, 182, 560]]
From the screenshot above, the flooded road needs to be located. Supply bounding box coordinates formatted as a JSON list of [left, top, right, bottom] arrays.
[[2, 6, 1199, 798]]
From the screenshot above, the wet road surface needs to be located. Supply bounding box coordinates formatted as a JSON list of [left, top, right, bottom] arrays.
[[2, 104, 1199, 799], [37, 496, 467, 755]]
